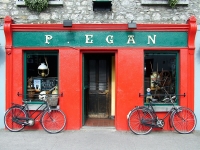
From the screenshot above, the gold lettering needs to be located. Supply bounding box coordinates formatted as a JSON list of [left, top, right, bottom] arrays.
[[106, 35, 114, 44], [127, 35, 135, 44], [85, 35, 93, 44], [147, 35, 156, 44], [45, 35, 53, 44]]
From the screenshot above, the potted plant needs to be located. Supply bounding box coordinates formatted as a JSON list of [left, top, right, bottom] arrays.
[[24, 0, 49, 12], [169, 0, 179, 8]]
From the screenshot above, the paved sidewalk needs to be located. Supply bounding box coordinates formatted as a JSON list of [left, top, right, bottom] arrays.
[[0, 127, 200, 150]]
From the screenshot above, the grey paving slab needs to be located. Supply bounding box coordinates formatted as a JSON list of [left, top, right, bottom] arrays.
[[0, 128, 200, 150]]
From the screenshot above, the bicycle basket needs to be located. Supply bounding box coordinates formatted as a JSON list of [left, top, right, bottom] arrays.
[[47, 95, 58, 106]]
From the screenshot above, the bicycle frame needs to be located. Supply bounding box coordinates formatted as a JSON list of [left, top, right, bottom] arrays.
[[142, 101, 179, 128], [13, 100, 49, 126]]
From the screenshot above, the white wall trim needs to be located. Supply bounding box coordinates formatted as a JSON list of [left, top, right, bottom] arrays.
[[16, 0, 63, 6], [141, 0, 189, 5]]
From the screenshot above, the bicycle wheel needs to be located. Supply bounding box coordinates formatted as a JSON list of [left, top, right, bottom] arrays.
[[128, 107, 153, 135], [4, 106, 27, 132], [41, 109, 66, 134], [171, 107, 197, 134]]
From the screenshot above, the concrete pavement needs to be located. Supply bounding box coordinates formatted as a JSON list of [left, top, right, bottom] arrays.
[[0, 127, 200, 150]]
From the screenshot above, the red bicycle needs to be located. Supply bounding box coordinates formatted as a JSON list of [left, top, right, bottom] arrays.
[[4, 94, 66, 134]]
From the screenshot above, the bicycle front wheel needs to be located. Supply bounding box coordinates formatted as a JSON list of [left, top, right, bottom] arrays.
[[171, 107, 197, 134], [4, 106, 27, 132], [128, 107, 153, 135], [41, 109, 66, 134]]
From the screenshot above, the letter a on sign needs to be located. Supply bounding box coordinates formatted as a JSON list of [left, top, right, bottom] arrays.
[[127, 35, 135, 44]]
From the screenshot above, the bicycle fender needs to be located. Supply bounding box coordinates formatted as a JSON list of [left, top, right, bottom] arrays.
[[127, 111, 131, 119], [127, 106, 147, 119], [169, 111, 175, 128], [169, 108, 180, 128], [6, 105, 25, 112]]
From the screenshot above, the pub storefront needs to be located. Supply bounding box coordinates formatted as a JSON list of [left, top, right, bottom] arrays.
[[4, 16, 197, 130]]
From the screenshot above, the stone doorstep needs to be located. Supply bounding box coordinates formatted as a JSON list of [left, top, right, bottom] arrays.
[[81, 126, 116, 131]]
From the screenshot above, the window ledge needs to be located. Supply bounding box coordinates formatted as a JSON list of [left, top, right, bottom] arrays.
[[27, 103, 59, 110], [153, 106, 180, 112], [141, 0, 189, 5], [16, 0, 63, 6]]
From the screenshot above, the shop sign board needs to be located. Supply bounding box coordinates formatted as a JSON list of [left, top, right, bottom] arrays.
[[13, 31, 187, 47]]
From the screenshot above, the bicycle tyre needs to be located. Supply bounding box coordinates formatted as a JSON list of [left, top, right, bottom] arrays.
[[41, 109, 66, 134], [171, 107, 197, 134], [4, 106, 27, 132], [128, 107, 153, 135]]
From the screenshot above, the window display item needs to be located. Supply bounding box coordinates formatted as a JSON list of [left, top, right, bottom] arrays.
[[150, 72, 160, 90], [38, 63, 49, 77], [146, 88, 152, 103]]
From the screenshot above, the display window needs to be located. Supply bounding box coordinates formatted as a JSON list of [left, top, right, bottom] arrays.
[[24, 51, 58, 103], [144, 51, 179, 105]]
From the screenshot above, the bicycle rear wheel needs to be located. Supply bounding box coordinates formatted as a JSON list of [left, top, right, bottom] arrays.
[[172, 107, 197, 134], [4, 106, 27, 132], [128, 107, 153, 135], [41, 109, 66, 134]]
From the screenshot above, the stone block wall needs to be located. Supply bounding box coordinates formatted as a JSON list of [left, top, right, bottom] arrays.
[[0, 0, 200, 25]]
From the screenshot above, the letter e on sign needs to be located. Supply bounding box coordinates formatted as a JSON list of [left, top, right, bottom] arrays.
[[85, 35, 93, 44]]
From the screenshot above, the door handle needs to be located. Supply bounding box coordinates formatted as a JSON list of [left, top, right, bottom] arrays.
[[98, 90, 109, 94], [105, 90, 109, 94]]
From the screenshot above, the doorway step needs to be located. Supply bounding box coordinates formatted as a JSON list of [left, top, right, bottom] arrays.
[[84, 118, 115, 127]]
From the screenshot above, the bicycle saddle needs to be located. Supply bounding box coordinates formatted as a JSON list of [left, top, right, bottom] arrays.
[[148, 98, 158, 102]]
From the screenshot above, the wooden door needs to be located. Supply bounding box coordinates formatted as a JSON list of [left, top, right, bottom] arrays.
[[87, 55, 111, 118]]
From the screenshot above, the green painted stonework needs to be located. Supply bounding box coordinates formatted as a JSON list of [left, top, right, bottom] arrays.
[[13, 31, 187, 47]]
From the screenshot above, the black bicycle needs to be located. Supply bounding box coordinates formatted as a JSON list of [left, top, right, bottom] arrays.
[[4, 94, 66, 134], [127, 87, 197, 135]]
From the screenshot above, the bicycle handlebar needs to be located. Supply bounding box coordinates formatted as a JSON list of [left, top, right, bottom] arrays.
[[17, 92, 63, 97]]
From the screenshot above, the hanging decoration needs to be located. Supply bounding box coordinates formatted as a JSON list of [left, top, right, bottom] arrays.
[[24, 0, 49, 12]]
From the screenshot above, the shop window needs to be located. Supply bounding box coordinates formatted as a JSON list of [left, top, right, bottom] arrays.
[[144, 51, 179, 105], [24, 51, 58, 102]]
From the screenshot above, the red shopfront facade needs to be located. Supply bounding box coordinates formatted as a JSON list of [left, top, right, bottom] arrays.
[[4, 16, 197, 131]]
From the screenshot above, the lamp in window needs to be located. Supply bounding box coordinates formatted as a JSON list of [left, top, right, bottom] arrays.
[[38, 57, 49, 77]]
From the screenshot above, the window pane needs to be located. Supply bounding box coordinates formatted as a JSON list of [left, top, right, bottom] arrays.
[[24, 51, 58, 100], [144, 52, 178, 104]]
